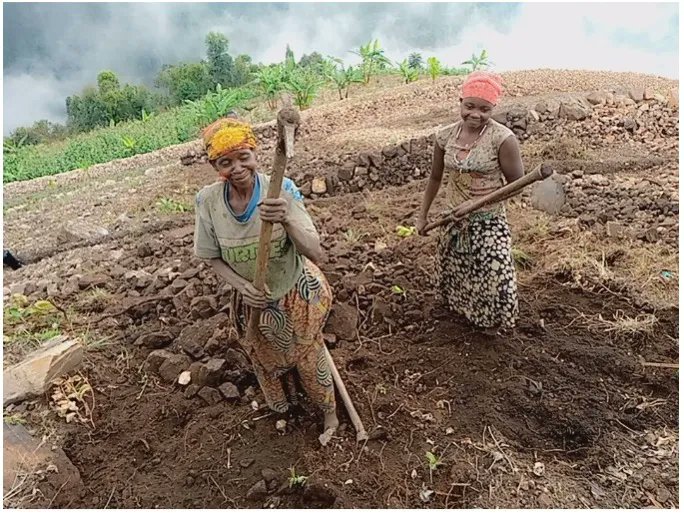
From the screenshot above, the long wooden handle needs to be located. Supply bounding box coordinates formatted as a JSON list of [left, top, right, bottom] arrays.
[[246, 121, 293, 339], [424, 163, 553, 233], [324, 347, 369, 442]]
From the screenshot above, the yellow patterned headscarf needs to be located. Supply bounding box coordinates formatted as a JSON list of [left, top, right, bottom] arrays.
[[202, 118, 258, 161]]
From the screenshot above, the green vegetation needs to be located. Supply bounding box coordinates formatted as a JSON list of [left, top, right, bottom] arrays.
[[4, 35, 490, 183]]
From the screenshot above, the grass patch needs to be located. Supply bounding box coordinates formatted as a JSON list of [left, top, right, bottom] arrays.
[[156, 197, 193, 214]]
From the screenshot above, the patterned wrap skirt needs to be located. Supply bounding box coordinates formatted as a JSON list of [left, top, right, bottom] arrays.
[[436, 212, 519, 329], [230, 258, 335, 413]]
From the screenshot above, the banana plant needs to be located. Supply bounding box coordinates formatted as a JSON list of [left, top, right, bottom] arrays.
[[184, 84, 251, 125], [351, 39, 391, 84], [325, 58, 364, 99], [462, 49, 490, 72], [283, 67, 325, 110], [397, 59, 419, 84], [252, 65, 287, 110], [427, 57, 441, 82]]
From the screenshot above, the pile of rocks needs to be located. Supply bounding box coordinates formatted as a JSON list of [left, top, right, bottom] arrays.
[[557, 167, 678, 246]]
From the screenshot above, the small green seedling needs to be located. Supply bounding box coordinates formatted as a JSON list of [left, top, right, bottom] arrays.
[[391, 285, 407, 298], [156, 198, 191, 214], [3, 413, 26, 425], [343, 228, 368, 244], [288, 466, 308, 488], [426, 450, 444, 483], [425, 451, 444, 471], [395, 225, 417, 238]]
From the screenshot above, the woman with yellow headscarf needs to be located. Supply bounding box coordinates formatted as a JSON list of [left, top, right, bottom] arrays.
[[194, 117, 338, 436]]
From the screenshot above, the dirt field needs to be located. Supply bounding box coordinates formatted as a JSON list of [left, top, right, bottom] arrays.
[[3, 70, 679, 508]]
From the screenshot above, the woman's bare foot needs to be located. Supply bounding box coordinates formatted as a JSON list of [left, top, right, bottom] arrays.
[[319, 411, 340, 446], [324, 411, 339, 433]]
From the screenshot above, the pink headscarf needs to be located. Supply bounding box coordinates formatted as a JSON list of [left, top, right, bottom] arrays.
[[461, 71, 503, 106]]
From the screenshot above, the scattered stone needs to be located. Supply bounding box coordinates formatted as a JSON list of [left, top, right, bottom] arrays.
[[311, 177, 327, 194], [158, 354, 192, 383], [246, 479, 268, 499], [3, 422, 83, 497], [170, 278, 189, 294], [178, 371, 192, 386], [240, 458, 255, 468], [197, 386, 222, 405], [189, 296, 217, 319], [337, 164, 355, 182], [78, 274, 109, 290], [57, 221, 109, 244], [628, 87, 645, 102], [558, 100, 591, 121], [146, 349, 174, 373], [300, 182, 312, 197], [262, 468, 280, 485], [3, 336, 84, 407], [184, 384, 200, 399], [656, 488, 671, 504], [137, 242, 153, 258], [586, 91, 608, 105], [606, 221, 626, 238], [198, 359, 227, 386], [324, 303, 358, 341], [538, 493, 553, 508], [136, 331, 173, 349], [642, 478, 656, 492], [180, 338, 206, 360], [276, 419, 287, 432], [219, 382, 240, 400]]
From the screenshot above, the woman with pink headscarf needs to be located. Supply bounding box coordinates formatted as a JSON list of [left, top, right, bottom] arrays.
[[416, 71, 525, 332]]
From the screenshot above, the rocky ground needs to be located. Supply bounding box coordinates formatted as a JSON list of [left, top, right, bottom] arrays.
[[2, 70, 679, 509]]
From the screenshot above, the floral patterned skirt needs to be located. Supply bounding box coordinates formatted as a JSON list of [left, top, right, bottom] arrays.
[[230, 258, 335, 413], [436, 212, 518, 329]]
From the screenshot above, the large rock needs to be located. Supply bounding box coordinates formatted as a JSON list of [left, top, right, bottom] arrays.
[[529, 173, 566, 215], [3, 422, 83, 499], [586, 91, 609, 105], [3, 337, 83, 407], [324, 303, 358, 341], [558, 100, 591, 121], [56, 221, 109, 245]]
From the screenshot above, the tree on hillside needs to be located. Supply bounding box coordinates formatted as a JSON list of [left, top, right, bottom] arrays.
[[285, 44, 297, 71], [233, 54, 256, 86], [97, 70, 120, 94], [156, 62, 213, 104], [206, 32, 236, 87], [408, 52, 424, 70], [66, 86, 110, 132], [299, 51, 325, 71], [8, 120, 69, 146]]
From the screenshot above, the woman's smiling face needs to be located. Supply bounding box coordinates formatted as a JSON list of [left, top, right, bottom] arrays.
[[212, 148, 258, 188], [460, 97, 494, 129]]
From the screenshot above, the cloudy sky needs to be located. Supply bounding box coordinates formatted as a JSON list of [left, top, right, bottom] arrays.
[[3, 2, 679, 134]]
